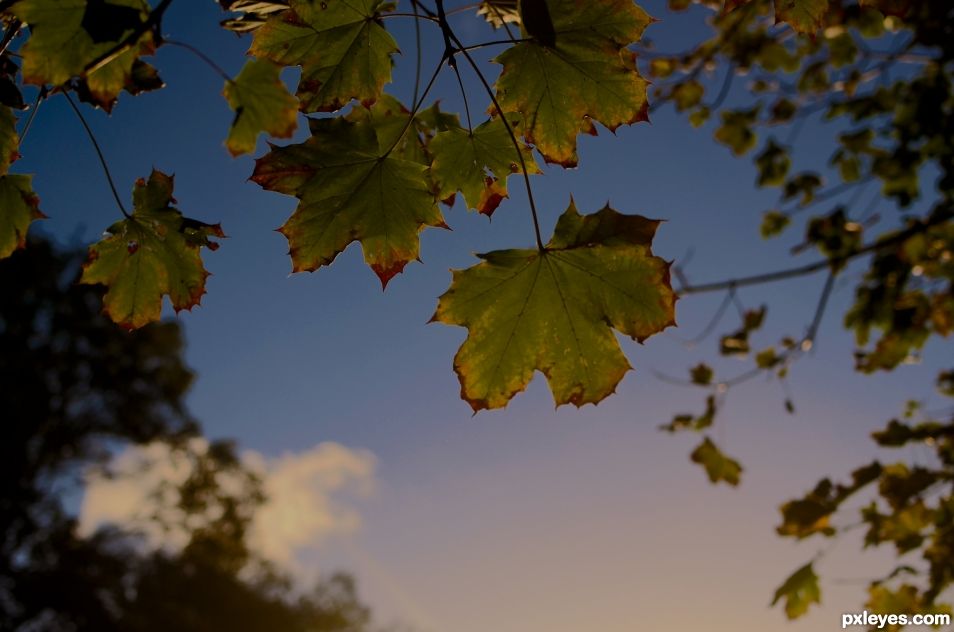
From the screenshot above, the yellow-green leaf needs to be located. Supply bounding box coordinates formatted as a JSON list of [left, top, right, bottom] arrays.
[[224, 58, 298, 156], [772, 562, 821, 619], [12, 0, 156, 109], [250, 117, 444, 287], [249, 0, 399, 113], [430, 117, 541, 216], [432, 201, 675, 411], [690, 437, 742, 485], [775, 0, 829, 34], [0, 175, 44, 259], [80, 170, 223, 329], [493, 0, 652, 167]]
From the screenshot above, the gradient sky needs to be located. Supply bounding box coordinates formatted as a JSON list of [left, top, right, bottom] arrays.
[[21, 1, 952, 630]]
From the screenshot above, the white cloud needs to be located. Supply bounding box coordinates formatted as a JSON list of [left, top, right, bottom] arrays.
[[78, 439, 377, 570]]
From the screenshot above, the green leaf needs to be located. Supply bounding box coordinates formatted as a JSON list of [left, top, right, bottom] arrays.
[[775, 0, 829, 34], [80, 170, 223, 330], [690, 437, 742, 486], [0, 105, 19, 176], [661, 395, 716, 433], [492, 0, 651, 167], [771, 563, 821, 619], [432, 201, 675, 411], [12, 0, 156, 110], [0, 175, 44, 259], [250, 116, 444, 287], [249, 0, 399, 113], [224, 58, 298, 157], [430, 117, 541, 216], [715, 107, 760, 156]]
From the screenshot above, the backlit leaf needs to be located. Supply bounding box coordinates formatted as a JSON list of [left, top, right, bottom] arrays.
[[224, 58, 298, 156], [771, 563, 821, 619], [12, 0, 156, 110], [80, 170, 223, 329], [249, 0, 399, 113], [250, 116, 444, 286], [492, 0, 651, 167], [690, 437, 742, 485], [430, 117, 541, 216], [433, 201, 675, 411], [0, 175, 44, 259]]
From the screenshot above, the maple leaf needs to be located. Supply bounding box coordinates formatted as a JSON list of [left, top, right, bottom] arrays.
[[432, 201, 675, 411], [0, 104, 19, 176], [0, 106, 44, 260], [342, 95, 455, 165], [726, 0, 830, 34], [429, 117, 541, 216], [224, 58, 298, 157], [251, 116, 445, 287], [12, 0, 156, 110], [80, 170, 223, 330], [771, 563, 822, 619], [249, 0, 399, 113], [774, 0, 829, 33], [0, 175, 44, 259], [690, 437, 742, 486], [492, 0, 652, 167]]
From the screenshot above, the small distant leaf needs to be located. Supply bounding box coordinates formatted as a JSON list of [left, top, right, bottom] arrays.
[[80, 170, 223, 329], [715, 107, 760, 156], [760, 211, 791, 238], [224, 58, 298, 156], [690, 363, 714, 385], [690, 437, 742, 485], [433, 201, 675, 411], [775, 0, 829, 34], [661, 395, 716, 433], [251, 116, 444, 286], [493, 0, 652, 166], [771, 563, 821, 619], [0, 175, 44, 259], [250, 0, 399, 113], [755, 139, 791, 187], [430, 117, 541, 216], [12, 0, 156, 110]]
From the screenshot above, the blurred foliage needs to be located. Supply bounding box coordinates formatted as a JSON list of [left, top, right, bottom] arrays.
[[649, 0, 954, 622], [0, 239, 384, 632]]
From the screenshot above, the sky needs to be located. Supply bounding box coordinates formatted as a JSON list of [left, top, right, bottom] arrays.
[[21, 1, 953, 630]]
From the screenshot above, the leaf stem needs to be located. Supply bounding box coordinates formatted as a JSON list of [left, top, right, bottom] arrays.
[[435, 0, 544, 250], [17, 87, 46, 148], [163, 39, 232, 82], [63, 92, 129, 219]]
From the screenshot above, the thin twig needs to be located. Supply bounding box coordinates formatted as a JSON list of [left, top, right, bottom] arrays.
[[0, 19, 21, 58], [17, 87, 46, 147], [63, 92, 129, 218], [678, 211, 952, 295], [163, 39, 232, 82], [437, 4, 544, 250]]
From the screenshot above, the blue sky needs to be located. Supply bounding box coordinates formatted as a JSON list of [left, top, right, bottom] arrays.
[[21, 1, 952, 630]]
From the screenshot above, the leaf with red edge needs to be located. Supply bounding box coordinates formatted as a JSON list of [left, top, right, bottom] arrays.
[[433, 201, 675, 411], [429, 116, 541, 216], [80, 170, 223, 329], [251, 116, 444, 287], [492, 0, 652, 167]]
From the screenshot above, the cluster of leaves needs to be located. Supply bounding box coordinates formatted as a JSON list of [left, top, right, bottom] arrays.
[[0, 239, 383, 631], [0, 0, 683, 412], [647, 0, 954, 622]]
